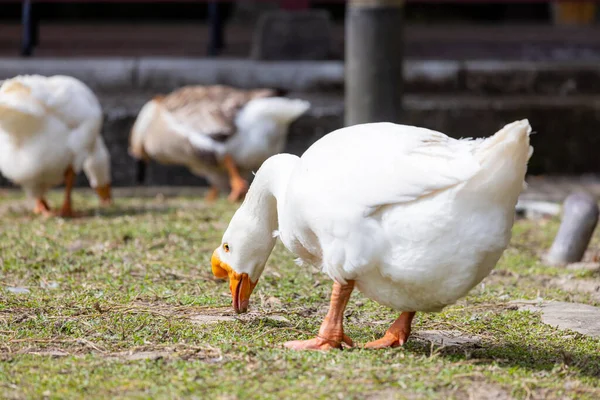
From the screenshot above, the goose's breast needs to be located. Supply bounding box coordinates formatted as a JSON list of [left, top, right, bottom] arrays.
[[0, 131, 72, 185]]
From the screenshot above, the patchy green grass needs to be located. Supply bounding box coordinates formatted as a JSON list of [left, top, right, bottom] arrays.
[[1, 189, 599, 399]]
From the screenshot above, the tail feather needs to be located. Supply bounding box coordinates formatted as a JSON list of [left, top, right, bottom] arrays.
[[129, 99, 160, 159], [475, 119, 532, 161], [237, 97, 311, 127], [467, 119, 533, 199], [0, 82, 46, 136]]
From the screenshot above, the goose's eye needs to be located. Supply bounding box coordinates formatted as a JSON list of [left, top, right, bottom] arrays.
[[223, 243, 230, 252]]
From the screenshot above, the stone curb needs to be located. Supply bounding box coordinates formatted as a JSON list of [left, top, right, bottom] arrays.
[[102, 94, 600, 187], [2, 92, 600, 189], [2, 58, 600, 95]]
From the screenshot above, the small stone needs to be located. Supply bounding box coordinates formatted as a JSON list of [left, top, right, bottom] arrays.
[[465, 383, 512, 400], [266, 315, 290, 324], [542, 302, 600, 337], [30, 350, 69, 358], [564, 381, 579, 390], [545, 192, 599, 266], [511, 300, 600, 338], [40, 281, 59, 289], [90, 243, 106, 252], [515, 199, 561, 219], [120, 351, 170, 361], [67, 240, 85, 252], [6, 286, 30, 294], [190, 314, 236, 325], [265, 296, 282, 307], [550, 277, 600, 301], [566, 262, 600, 272]]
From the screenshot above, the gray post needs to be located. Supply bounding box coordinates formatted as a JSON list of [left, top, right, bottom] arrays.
[[345, 0, 404, 126], [545, 192, 599, 266]]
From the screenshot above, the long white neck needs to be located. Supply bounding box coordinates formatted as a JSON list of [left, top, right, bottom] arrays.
[[221, 153, 299, 282], [239, 153, 299, 229], [83, 136, 111, 188]]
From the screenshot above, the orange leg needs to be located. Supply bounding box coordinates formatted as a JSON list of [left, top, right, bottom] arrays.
[[204, 186, 220, 203], [57, 166, 76, 218], [284, 280, 355, 351], [33, 198, 52, 217], [95, 184, 112, 206], [364, 311, 416, 349], [222, 154, 248, 203]]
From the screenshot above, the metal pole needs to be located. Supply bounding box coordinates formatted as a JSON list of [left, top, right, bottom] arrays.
[[21, 0, 34, 57], [207, 0, 225, 56], [345, 0, 404, 126], [32, 2, 40, 47]]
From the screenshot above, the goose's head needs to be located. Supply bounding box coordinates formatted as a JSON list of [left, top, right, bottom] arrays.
[[211, 206, 277, 313]]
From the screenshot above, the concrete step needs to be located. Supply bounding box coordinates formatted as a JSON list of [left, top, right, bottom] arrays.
[[2, 58, 600, 96], [3, 22, 600, 61], [1, 90, 599, 189], [88, 93, 600, 188]]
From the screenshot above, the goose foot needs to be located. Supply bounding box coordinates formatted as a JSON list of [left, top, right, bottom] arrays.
[[205, 186, 220, 203], [364, 311, 415, 349], [284, 280, 355, 352], [223, 154, 248, 203], [55, 206, 80, 219], [33, 198, 52, 217], [284, 334, 353, 351], [364, 332, 408, 349], [95, 184, 112, 206], [33, 198, 80, 218]]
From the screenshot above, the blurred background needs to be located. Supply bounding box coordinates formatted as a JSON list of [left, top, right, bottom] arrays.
[[1, 0, 599, 59], [1, 0, 599, 190]]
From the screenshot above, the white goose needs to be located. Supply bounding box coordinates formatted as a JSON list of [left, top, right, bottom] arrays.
[[0, 75, 112, 217], [211, 120, 533, 350], [129, 85, 310, 202]]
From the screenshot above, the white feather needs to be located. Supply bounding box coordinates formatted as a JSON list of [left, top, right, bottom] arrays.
[[226, 97, 311, 170], [83, 135, 111, 188], [129, 99, 159, 158]]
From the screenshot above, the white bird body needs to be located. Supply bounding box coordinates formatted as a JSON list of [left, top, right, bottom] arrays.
[[0, 75, 111, 213], [214, 120, 533, 339], [274, 121, 532, 312], [130, 85, 310, 200]]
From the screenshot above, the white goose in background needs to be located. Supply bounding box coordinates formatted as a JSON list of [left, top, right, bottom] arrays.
[[0, 75, 112, 217], [211, 120, 533, 350], [129, 85, 310, 202]]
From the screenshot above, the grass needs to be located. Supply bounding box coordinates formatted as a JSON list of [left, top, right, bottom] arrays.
[[1, 189, 599, 399]]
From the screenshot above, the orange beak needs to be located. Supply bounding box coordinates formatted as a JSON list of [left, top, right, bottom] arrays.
[[211, 249, 258, 314], [95, 184, 112, 206]]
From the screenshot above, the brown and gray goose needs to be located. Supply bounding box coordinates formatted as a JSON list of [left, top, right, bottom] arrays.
[[129, 85, 310, 202]]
